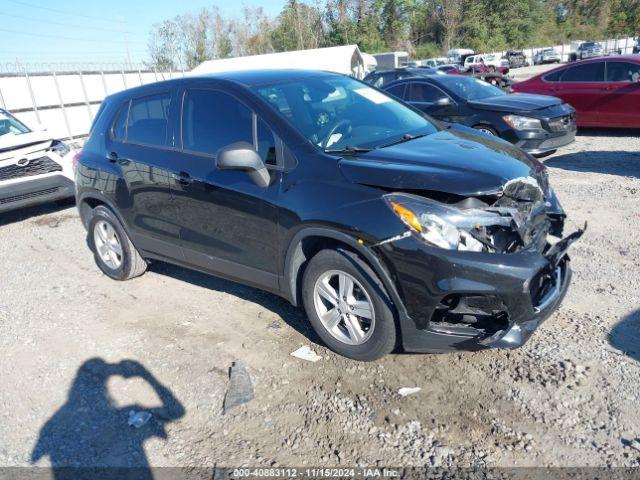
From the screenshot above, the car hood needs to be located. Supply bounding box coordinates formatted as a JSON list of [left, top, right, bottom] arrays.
[[338, 127, 544, 197], [468, 93, 563, 113], [0, 131, 52, 158]]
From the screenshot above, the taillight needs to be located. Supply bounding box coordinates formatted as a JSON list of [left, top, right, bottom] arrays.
[[72, 151, 82, 171]]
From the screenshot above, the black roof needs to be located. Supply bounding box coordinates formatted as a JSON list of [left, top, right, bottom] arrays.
[[105, 69, 341, 102], [196, 68, 338, 86]]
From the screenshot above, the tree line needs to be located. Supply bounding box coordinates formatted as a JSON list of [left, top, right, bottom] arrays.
[[147, 0, 640, 70]]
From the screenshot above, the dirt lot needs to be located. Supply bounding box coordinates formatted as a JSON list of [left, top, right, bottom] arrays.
[[1, 128, 640, 472]]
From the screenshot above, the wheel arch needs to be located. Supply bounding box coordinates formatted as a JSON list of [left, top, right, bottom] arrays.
[[283, 228, 407, 320], [77, 192, 130, 233]]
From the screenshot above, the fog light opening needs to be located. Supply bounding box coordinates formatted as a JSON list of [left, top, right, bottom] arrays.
[[431, 294, 509, 336]]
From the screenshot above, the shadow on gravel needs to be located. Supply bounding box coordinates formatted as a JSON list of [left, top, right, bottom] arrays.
[[545, 150, 640, 179], [609, 310, 640, 362], [31, 358, 184, 479], [149, 262, 322, 345], [0, 199, 75, 227]]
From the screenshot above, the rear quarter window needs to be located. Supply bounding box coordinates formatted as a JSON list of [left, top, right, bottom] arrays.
[[110, 102, 129, 141], [543, 69, 565, 82], [126, 93, 171, 146]]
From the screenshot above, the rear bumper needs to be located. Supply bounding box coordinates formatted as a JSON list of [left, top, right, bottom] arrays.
[[0, 174, 75, 213], [377, 230, 582, 353]]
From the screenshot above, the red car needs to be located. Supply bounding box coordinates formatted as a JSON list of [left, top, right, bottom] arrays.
[[512, 55, 640, 128]]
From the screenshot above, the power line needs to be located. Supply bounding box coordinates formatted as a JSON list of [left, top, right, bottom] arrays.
[[6, 0, 127, 24], [0, 27, 145, 45], [0, 12, 126, 33]]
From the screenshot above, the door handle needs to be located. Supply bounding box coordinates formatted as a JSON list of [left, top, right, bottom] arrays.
[[173, 171, 193, 185]]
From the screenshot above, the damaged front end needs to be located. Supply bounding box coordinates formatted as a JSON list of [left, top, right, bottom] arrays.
[[380, 175, 584, 350], [383, 174, 566, 255]]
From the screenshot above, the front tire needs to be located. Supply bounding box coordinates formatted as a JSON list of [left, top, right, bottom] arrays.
[[302, 249, 397, 361], [473, 125, 498, 137], [88, 206, 147, 281]]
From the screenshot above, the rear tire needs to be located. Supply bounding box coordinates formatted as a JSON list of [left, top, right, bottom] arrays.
[[88, 206, 147, 281], [302, 249, 397, 361]]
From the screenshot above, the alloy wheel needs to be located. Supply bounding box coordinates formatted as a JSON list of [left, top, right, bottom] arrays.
[[313, 270, 375, 345], [476, 127, 496, 135], [93, 220, 123, 270]]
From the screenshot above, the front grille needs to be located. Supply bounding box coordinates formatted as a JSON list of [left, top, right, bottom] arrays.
[[548, 113, 575, 132], [0, 186, 62, 205], [0, 156, 62, 181]]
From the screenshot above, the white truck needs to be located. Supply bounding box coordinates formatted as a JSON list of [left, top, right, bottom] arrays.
[[371, 52, 409, 71], [463, 53, 510, 71], [447, 48, 474, 65]]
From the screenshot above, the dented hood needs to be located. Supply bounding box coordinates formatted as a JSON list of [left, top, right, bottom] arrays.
[[339, 128, 542, 197]]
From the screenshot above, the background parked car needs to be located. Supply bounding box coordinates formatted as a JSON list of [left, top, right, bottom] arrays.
[[512, 56, 640, 128], [533, 48, 561, 65], [634, 38, 640, 54], [575, 41, 604, 60], [383, 74, 576, 157], [464, 54, 510, 72], [503, 50, 529, 68], [422, 57, 448, 68], [447, 48, 474, 65], [363, 67, 439, 87], [437, 64, 513, 91], [0, 108, 75, 213]]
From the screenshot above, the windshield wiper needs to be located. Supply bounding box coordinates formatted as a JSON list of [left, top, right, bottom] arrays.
[[324, 146, 371, 155], [377, 133, 429, 149]]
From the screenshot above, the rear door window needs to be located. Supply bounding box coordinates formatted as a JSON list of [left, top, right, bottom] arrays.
[[606, 61, 640, 82], [126, 93, 171, 146], [405, 83, 448, 103], [385, 83, 406, 99], [561, 62, 605, 82], [181, 89, 253, 156]]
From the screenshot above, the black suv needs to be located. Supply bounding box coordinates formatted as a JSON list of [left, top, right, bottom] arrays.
[[76, 70, 582, 361]]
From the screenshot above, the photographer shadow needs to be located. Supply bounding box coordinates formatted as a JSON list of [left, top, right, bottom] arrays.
[[31, 358, 185, 479]]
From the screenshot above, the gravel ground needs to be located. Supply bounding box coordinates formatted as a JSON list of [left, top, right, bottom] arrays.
[[1, 129, 639, 472]]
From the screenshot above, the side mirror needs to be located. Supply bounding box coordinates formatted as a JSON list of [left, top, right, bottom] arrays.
[[216, 141, 270, 188], [435, 97, 452, 106]]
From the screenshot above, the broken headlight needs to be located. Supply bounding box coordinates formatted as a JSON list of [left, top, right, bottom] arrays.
[[384, 193, 512, 252]]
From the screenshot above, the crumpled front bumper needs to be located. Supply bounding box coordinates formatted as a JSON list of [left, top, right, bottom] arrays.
[[376, 227, 584, 353]]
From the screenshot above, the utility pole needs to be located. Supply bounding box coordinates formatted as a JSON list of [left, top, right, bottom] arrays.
[[122, 20, 132, 68]]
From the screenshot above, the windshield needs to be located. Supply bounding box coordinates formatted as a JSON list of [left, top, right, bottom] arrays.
[[255, 75, 438, 151], [432, 75, 505, 100], [0, 110, 31, 138], [581, 42, 597, 49]]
